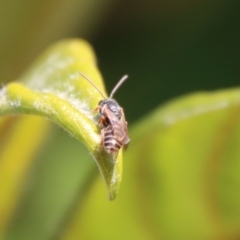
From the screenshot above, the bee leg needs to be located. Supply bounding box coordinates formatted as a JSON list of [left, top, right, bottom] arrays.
[[97, 116, 104, 125], [98, 116, 109, 128], [92, 106, 100, 112]]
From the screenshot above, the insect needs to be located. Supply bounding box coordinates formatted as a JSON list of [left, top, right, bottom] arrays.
[[79, 73, 130, 156]]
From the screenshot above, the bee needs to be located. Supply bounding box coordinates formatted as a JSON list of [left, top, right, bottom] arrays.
[[80, 73, 130, 156]]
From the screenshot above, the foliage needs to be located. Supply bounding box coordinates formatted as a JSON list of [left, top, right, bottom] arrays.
[[1, 0, 240, 239], [1, 39, 240, 240]]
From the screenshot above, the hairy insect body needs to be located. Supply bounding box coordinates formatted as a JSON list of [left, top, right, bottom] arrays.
[[80, 73, 130, 156], [98, 99, 130, 155]]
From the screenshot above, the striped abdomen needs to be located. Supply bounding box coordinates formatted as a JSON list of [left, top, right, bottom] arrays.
[[102, 125, 122, 154]]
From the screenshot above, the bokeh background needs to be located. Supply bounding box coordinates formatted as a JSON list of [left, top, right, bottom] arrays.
[[1, 0, 240, 239], [2, 0, 240, 122], [93, 0, 240, 122]]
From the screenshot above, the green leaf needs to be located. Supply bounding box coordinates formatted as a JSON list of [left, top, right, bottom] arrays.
[[4, 125, 96, 240], [0, 116, 51, 236], [0, 39, 122, 200], [61, 87, 240, 239]]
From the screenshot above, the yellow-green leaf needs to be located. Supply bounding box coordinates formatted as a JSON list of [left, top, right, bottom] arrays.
[[61, 88, 240, 240], [0, 39, 123, 200], [0, 116, 50, 236]]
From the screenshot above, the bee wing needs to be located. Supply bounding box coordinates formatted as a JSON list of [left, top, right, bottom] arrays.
[[105, 108, 130, 147], [103, 108, 119, 127], [119, 108, 130, 147]]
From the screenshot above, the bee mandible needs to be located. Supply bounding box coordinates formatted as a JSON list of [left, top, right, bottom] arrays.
[[79, 73, 130, 156]]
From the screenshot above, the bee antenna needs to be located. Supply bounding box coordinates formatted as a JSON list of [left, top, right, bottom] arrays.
[[79, 72, 106, 99], [110, 75, 128, 98]]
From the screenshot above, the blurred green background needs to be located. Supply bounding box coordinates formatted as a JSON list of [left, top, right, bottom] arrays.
[[1, 0, 240, 239], [2, 0, 240, 121], [93, 0, 240, 122]]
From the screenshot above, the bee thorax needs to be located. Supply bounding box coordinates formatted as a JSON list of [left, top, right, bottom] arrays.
[[99, 99, 122, 119]]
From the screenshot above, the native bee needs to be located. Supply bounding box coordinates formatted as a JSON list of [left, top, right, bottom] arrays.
[[80, 73, 130, 156]]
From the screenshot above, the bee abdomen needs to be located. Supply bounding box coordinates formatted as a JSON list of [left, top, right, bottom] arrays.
[[103, 128, 122, 154]]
